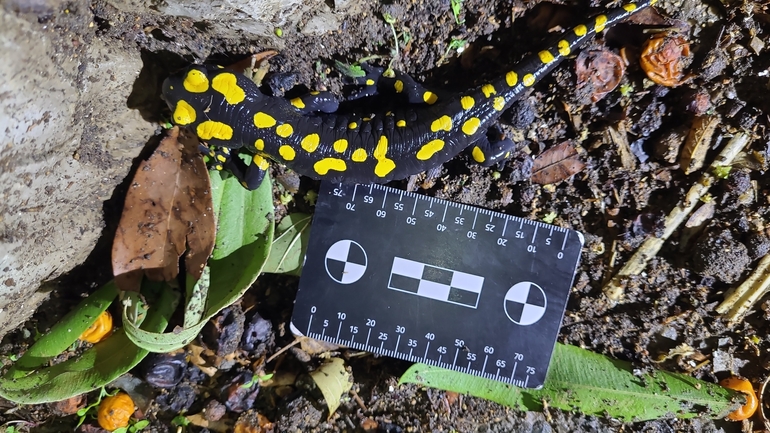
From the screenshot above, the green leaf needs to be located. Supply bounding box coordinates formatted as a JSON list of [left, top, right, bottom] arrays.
[[309, 357, 352, 416], [124, 170, 275, 352], [184, 268, 209, 328], [122, 288, 183, 352], [5, 281, 117, 377], [210, 169, 273, 260], [263, 213, 312, 276], [399, 343, 741, 422], [334, 60, 366, 79], [0, 281, 174, 404]]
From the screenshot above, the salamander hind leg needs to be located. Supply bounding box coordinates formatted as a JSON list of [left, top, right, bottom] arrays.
[[346, 63, 385, 100], [469, 126, 517, 168], [288, 91, 339, 114], [346, 63, 440, 105], [378, 69, 440, 105]]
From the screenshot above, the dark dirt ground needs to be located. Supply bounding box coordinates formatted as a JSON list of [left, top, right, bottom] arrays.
[[2, 0, 770, 431]]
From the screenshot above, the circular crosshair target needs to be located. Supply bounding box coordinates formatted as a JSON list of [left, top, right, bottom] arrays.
[[324, 240, 368, 284], [504, 282, 547, 326]]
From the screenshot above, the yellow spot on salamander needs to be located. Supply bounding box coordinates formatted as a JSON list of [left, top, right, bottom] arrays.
[[431, 115, 452, 133], [396, 120, 407, 127], [461, 96, 475, 110], [538, 50, 555, 64], [462, 117, 480, 135], [214, 164, 223, 171], [314, 158, 347, 175], [574, 24, 587, 37], [276, 124, 294, 138], [216, 154, 226, 162], [351, 148, 367, 162], [375, 159, 395, 177], [595, 15, 607, 33], [416, 139, 445, 160], [363, 117, 371, 121], [651, 0, 657, 4], [255, 139, 265, 151], [492, 96, 505, 111], [394, 80, 404, 93], [558, 40, 571, 56], [333, 139, 348, 153], [506, 71, 518, 87], [279, 145, 296, 161], [197, 121, 233, 141], [348, 122, 358, 129], [423, 91, 438, 104], [212, 72, 245, 104], [523, 74, 536, 87], [173, 100, 196, 125], [183, 69, 209, 93], [472, 146, 486, 163], [254, 112, 277, 128], [373, 136, 396, 177], [221, 148, 230, 154], [366, 78, 375, 86], [301, 133, 320, 153], [253, 155, 270, 170], [481, 84, 496, 98], [623, 3, 637, 12], [374, 136, 388, 160], [290, 97, 306, 109]]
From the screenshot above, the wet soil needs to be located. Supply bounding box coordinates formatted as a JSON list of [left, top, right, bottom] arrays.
[[2, 0, 770, 431]]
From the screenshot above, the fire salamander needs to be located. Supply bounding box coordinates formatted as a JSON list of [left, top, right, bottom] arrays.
[[162, 0, 654, 189]]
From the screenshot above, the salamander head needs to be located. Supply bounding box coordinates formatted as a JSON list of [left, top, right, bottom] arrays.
[[161, 65, 214, 127]]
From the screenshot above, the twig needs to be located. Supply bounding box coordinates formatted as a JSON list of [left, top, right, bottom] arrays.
[[350, 389, 368, 411], [265, 338, 302, 364], [715, 252, 770, 323], [603, 132, 752, 301]]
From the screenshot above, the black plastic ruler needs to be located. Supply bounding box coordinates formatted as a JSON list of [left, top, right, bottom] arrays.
[[291, 182, 584, 389]]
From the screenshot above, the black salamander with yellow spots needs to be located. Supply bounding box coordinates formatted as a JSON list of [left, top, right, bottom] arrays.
[[162, 0, 655, 189]]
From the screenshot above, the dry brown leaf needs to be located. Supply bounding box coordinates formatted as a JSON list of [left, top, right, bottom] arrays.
[[186, 413, 231, 432], [681, 115, 719, 175], [297, 335, 340, 356], [112, 127, 215, 291], [188, 342, 219, 376], [607, 123, 636, 171], [530, 141, 586, 185]]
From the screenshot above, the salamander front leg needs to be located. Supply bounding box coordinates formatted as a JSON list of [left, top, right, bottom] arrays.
[[469, 126, 517, 168], [205, 145, 269, 190]]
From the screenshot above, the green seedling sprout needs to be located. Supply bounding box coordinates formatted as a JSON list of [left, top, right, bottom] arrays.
[[241, 372, 275, 389], [76, 387, 117, 428], [450, 0, 464, 24]]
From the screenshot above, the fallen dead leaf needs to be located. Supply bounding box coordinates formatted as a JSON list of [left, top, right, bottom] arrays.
[[309, 357, 353, 417], [607, 123, 637, 171], [681, 115, 719, 175], [186, 413, 231, 433], [297, 335, 340, 356], [188, 341, 219, 377], [112, 127, 215, 291], [530, 141, 586, 185]]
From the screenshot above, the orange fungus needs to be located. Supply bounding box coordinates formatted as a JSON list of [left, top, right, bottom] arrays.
[[79, 310, 113, 344], [97, 392, 135, 431], [719, 376, 758, 421], [640, 33, 692, 87]]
